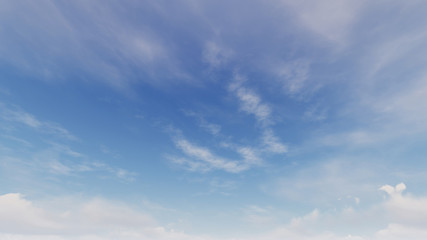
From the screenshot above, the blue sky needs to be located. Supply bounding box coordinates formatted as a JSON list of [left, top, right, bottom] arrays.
[[1, 0, 427, 239]]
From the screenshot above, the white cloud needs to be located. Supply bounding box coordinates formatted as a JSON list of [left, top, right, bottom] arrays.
[[209, 178, 237, 191], [0, 142, 136, 184], [43, 123, 77, 141], [379, 183, 406, 196], [2, 108, 41, 128], [303, 104, 327, 122], [241, 205, 280, 228], [0, 193, 62, 234], [168, 126, 267, 172], [270, 158, 378, 204], [172, 137, 249, 173], [229, 75, 272, 125], [235, 88, 271, 123], [130, 35, 166, 63], [0, 193, 210, 240], [181, 109, 285, 168], [375, 223, 427, 240], [238, 208, 368, 240], [202, 41, 233, 68], [246, 183, 427, 240], [0, 101, 135, 181], [201, 122, 221, 136], [380, 183, 427, 228], [289, 208, 319, 229], [1, 135, 33, 147], [318, 130, 382, 147], [0, 1, 189, 91], [47, 142, 84, 158], [364, 31, 427, 78], [3, 184, 427, 240], [280, 0, 365, 44], [192, 178, 239, 196], [355, 197, 360, 205], [320, 73, 427, 149], [237, 147, 262, 165], [262, 129, 287, 154], [371, 75, 427, 130], [183, 111, 221, 136], [0, 103, 77, 141], [222, 75, 288, 157], [274, 60, 310, 95], [322, 18, 427, 149]]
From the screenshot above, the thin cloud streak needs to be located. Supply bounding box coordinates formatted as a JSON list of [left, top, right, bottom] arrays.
[[228, 74, 288, 155], [0, 103, 77, 141], [171, 137, 254, 173], [229, 75, 272, 126]]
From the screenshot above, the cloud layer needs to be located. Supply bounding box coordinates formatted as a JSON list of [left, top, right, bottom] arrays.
[[2, 183, 427, 240]]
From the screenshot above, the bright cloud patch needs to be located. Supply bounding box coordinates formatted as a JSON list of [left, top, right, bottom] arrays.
[[171, 137, 255, 173], [3, 185, 427, 240], [0, 193, 207, 240]]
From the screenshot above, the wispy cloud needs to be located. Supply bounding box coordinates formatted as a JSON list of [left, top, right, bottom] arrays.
[[17, 143, 137, 182], [303, 104, 327, 122], [228, 74, 288, 155], [370, 75, 427, 130], [262, 129, 288, 154], [2, 109, 41, 128], [0, 1, 191, 92], [202, 41, 233, 68], [363, 31, 427, 79], [3, 183, 427, 239], [313, 73, 427, 149], [243, 183, 427, 240], [201, 122, 222, 136], [0, 103, 135, 182], [229, 75, 272, 125], [193, 178, 239, 196], [236, 147, 262, 165], [168, 73, 287, 174], [0, 193, 155, 238], [0, 193, 225, 240], [171, 137, 250, 173], [280, 0, 365, 45], [183, 111, 222, 136], [0, 103, 77, 141], [268, 158, 378, 205], [1, 135, 33, 148], [94, 162, 137, 182], [167, 120, 271, 173], [242, 205, 277, 227], [273, 60, 311, 96]]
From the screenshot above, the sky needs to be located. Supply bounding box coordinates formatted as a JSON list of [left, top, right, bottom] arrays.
[[1, 0, 427, 239]]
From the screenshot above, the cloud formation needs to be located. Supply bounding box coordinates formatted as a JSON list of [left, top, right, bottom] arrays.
[[171, 137, 258, 173], [280, 0, 366, 44], [3, 183, 427, 240], [0, 193, 205, 240], [0, 103, 77, 141], [229, 75, 272, 125]]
